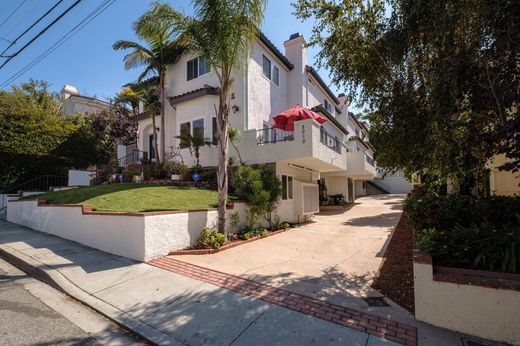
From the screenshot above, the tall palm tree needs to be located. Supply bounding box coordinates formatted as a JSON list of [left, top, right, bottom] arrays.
[[167, 0, 267, 235], [113, 3, 185, 164]]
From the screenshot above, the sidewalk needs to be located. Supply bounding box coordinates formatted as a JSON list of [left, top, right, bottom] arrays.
[[0, 219, 402, 346]]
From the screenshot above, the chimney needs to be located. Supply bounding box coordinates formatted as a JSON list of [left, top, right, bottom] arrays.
[[284, 33, 308, 106], [283, 33, 307, 70]]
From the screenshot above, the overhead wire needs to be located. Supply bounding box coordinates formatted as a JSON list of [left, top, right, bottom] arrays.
[[0, 0, 82, 69], [0, 0, 116, 88], [0, 0, 28, 29], [0, 0, 66, 58]]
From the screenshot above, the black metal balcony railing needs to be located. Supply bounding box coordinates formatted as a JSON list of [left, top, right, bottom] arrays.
[[257, 128, 294, 144], [366, 155, 375, 167], [320, 127, 341, 154]]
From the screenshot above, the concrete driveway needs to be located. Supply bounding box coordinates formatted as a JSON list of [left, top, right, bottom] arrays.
[[176, 194, 405, 310]]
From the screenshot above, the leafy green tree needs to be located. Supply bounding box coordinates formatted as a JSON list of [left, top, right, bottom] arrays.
[[0, 80, 73, 189], [113, 2, 185, 163], [295, 0, 519, 191], [167, 0, 267, 234]]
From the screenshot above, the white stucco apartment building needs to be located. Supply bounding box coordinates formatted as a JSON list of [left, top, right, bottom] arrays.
[[136, 32, 408, 222]]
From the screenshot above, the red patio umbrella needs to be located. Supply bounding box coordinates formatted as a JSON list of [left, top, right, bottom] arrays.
[[273, 106, 327, 131]]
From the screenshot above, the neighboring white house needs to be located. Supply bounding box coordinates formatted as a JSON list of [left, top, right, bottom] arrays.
[[136, 32, 409, 222], [60, 84, 138, 166], [61, 85, 112, 115]]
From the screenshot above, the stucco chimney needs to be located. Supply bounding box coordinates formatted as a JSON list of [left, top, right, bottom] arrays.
[[60, 84, 79, 99], [284, 33, 308, 107]]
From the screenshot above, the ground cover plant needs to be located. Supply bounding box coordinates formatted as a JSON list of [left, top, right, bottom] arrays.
[[404, 194, 520, 273]]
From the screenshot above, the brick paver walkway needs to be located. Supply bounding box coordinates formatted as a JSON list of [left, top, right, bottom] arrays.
[[149, 257, 417, 346]]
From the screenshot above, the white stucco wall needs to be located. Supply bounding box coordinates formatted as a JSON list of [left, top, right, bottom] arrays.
[[7, 200, 249, 262], [414, 261, 520, 345], [68, 170, 95, 186]]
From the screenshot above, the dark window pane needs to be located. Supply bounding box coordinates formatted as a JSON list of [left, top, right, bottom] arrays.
[[262, 55, 271, 80], [273, 66, 279, 86], [187, 59, 194, 80], [212, 117, 217, 145], [149, 134, 155, 159], [199, 57, 210, 76], [288, 176, 293, 199], [282, 175, 287, 200], [180, 122, 191, 148], [193, 119, 204, 138]]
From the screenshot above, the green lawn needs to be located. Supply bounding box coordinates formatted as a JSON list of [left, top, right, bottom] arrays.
[[25, 184, 220, 212]]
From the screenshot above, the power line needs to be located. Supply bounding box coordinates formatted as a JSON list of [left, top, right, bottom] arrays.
[[4, 0, 47, 37], [0, 0, 82, 70], [0, 0, 116, 89], [1, 0, 65, 57], [0, 0, 28, 29]]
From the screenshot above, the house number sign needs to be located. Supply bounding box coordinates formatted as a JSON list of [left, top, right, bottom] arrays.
[[302, 124, 305, 143]]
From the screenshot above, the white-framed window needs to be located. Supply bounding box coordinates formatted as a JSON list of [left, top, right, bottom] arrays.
[[187, 56, 210, 81], [281, 175, 293, 200], [262, 55, 279, 86], [180, 118, 205, 148]]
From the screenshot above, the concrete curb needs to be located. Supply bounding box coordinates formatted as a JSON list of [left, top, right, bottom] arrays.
[[0, 243, 181, 346]]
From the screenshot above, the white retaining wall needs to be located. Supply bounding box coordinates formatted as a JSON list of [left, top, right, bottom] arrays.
[[68, 169, 95, 186], [7, 200, 248, 262], [414, 261, 520, 345]]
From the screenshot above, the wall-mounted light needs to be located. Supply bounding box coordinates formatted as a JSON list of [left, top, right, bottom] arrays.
[[232, 105, 239, 113], [156, 127, 160, 132]]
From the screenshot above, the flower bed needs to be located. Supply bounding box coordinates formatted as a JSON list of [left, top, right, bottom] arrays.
[[372, 214, 414, 313], [170, 228, 289, 255]]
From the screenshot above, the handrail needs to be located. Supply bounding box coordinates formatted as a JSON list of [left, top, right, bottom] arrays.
[[257, 128, 294, 144], [1, 175, 68, 194], [118, 150, 145, 167]]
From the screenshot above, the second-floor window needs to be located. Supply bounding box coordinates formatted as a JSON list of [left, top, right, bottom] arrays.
[[324, 99, 332, 113], [187, 56, 210, 81], [262, 55, 279, 86]]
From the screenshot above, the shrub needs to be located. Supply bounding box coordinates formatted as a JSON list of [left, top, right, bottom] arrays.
[[233, 165, 282, 229], [123, 164, 142, 182], [405, 194, 520, 273], [195, 227, 227, 249], [238, 228, 269, 240], [279, 222, 290, 229]]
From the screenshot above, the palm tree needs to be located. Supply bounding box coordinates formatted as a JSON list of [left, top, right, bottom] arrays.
[[175, 130, 212, 167], [114, 87, 140, 116], [113, 3, 185, 164], [167, 0, 266, 235]]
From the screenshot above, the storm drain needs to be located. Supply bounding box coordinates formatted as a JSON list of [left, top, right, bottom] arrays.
[[363, 296, 389, 307], [463, 337, 506, 346]]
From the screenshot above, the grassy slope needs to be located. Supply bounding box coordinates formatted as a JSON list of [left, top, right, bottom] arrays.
[[26, 184, 218, 212]]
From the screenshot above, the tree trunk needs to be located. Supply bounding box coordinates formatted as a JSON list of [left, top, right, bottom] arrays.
[[151, 113, 159, 166], [159, 70, 166, 163], [217, 85, 230, 235]]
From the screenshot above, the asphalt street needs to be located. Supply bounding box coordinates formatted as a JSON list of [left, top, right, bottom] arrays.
[[0, 257, 144, 346]]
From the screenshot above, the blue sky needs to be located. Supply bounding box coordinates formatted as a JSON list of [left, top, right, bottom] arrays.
[[0, 0, 361, 112]]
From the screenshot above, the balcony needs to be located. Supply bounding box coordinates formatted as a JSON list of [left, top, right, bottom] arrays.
[[242, 119, 346, 173], [345, 151, 378, 179]]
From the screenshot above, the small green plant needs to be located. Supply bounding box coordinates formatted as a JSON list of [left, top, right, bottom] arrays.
[[229, 211, 240, 234], [196, 227, 227, 249], [238, 228, 269, 240], [279, 222, 290, 229]]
